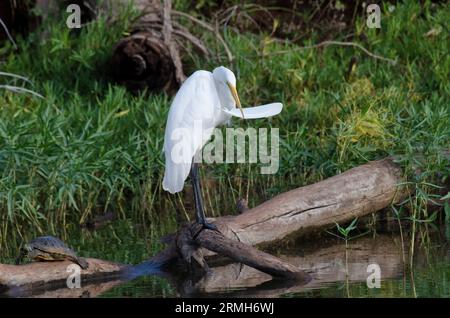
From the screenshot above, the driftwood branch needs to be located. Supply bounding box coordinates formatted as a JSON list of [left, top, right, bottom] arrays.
[[196, 229, 310, 281], [174, 224, 309, 281], [211, 158, 408, 247]]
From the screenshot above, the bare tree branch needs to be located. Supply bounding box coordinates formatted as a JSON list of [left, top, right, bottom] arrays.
[[172, 10, 234, 64], [0, 17, 17, 49], [268, 40, 397, 65]]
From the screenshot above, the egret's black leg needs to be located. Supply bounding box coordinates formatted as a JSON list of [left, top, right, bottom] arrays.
[[190, 162, 217, 231]]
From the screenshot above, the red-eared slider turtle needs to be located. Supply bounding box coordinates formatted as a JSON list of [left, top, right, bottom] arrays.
[[16, 236, 88, 269]]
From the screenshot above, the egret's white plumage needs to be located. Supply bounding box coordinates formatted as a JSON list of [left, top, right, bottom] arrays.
[[162, 66, 282, 194], [222, 102, 283, 119], [163, 70, 224, 193]]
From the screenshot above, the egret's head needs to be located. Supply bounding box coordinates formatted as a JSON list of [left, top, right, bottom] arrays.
[[212, 66, 244, 118]]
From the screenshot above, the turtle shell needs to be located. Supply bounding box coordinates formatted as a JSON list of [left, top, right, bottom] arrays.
[[22, 236, 88, 269], [26, 236, 76, 257]]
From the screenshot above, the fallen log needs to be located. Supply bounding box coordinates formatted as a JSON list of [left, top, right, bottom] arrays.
[[0, 157, 414, 294], [0, 258, 125, 295], [211, 157, 408, 247]]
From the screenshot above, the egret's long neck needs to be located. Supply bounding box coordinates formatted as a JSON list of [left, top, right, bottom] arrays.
[[213, 79, 235, 110]]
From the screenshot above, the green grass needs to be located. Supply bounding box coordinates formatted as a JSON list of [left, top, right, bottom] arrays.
[[0, 1, 449, 259]]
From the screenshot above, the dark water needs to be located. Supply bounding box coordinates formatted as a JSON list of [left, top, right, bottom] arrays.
[[1, 219, 449, 298]]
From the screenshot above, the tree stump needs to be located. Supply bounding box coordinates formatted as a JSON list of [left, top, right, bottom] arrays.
[[110, 0, 193, 95]]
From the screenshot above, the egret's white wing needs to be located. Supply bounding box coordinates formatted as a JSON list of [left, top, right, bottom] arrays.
[[163, 71, 220, 194], [223, 102, 283, 119]]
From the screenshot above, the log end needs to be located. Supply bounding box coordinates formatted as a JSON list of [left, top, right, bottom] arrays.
[[110, 32, 179, 95]]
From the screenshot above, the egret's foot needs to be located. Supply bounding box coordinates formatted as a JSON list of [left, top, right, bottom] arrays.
[[201, 221, 218, 232], [192, 221, 219, 239]]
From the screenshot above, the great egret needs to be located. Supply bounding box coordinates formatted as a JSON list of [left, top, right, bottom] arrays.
[[163, 66, 282, 230]]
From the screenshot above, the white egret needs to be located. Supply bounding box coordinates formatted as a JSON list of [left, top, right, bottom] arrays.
[[162, 66, 282, 230]]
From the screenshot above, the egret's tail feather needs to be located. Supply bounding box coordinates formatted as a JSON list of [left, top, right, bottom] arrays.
[[162, 159, 191, 194]]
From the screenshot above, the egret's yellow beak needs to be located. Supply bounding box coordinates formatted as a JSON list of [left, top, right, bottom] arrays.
[[227, 83, 245, 119]]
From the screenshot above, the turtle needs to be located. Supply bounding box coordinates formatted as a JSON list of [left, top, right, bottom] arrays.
[[15, 236, 88, 269]]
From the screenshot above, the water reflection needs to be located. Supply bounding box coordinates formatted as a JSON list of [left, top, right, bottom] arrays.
[[4, 230, 449, 298]]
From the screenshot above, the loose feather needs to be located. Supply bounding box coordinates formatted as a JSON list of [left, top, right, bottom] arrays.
[[223, 102, 283, 119]]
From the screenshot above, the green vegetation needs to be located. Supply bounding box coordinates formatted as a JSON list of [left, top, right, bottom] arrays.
[[0, 0, 448, 265]]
